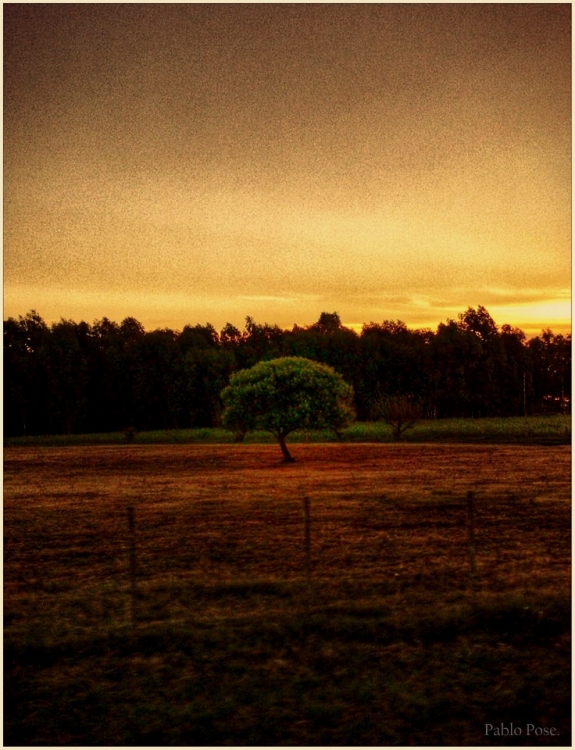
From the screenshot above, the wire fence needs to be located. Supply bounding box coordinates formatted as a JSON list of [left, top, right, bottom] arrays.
[[3, 484, 570, 636]]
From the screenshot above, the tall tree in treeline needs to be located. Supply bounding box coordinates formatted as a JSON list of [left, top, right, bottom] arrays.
[[4, 310, 50, 435], [529, 329, 571, 413], [356, 320, 430, 420]]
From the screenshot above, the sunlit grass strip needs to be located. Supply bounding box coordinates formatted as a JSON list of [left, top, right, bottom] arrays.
[[4, 414, 570, 447]]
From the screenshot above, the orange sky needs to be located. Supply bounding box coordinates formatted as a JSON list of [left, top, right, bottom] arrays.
[[4, 3, 571, 337]]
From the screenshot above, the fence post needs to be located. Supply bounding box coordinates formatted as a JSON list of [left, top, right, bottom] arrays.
[[466, 491, 477, 599], [303, 496, 311, 584], [127, 505, 138, 625]]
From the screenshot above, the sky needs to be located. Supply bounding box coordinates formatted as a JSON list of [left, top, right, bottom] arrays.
[[4, 2, 571, 336]]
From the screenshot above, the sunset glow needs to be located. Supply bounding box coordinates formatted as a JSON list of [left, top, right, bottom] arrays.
[[4, 4, 571, 336]]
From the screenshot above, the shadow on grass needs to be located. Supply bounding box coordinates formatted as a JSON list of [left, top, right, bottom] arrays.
[[5, 589, 570, 746]]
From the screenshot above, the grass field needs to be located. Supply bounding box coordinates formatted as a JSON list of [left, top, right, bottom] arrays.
[[4, 442, 571, 746], [4, 413, 571, 448]]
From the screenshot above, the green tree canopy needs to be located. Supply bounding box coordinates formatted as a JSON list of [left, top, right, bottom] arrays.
[[221, 357, 355, 462]]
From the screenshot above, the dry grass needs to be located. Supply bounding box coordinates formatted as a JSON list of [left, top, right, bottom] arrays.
[[4, 443, 571, 745]]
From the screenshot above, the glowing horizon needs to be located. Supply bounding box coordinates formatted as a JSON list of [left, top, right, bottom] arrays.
[[4, 281, 570, 340]]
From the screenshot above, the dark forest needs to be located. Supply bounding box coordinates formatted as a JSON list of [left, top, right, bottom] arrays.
[[4, 306, 571, 437]]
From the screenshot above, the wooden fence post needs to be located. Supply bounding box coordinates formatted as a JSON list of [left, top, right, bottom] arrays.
[[466, 491, 477, 599], [303, 496, 311, 583], [127, 505, 138, 625], [301, 496, 313, 619]]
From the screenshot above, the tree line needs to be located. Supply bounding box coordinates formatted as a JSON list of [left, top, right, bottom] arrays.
[[4, 306, 571, 437]]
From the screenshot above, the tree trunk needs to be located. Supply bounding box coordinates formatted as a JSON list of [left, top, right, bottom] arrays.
[[277, 433, 295, 463]]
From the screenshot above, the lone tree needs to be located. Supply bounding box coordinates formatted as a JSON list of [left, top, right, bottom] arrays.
[[380, 394, 421, 440], [221, 357, 355, 462]]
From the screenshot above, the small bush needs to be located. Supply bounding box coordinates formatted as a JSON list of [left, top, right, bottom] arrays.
[[379, 395, 421, 440], [123, 426, 137, 443]]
